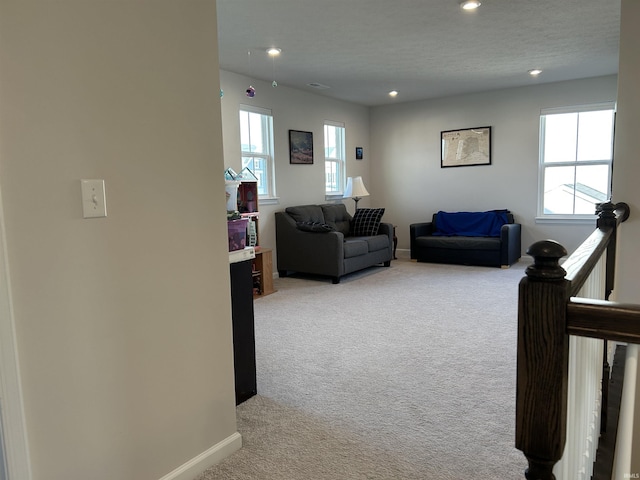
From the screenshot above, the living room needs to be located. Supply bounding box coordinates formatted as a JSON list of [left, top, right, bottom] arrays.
[[219, 70, 617, 263], [217, 0, 639, 477], [0, 1, 639, 480]]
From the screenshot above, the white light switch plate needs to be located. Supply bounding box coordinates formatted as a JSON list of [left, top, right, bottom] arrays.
[[81, 179, 107, 218]]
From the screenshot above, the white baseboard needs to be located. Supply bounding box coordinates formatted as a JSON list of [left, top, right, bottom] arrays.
[[158, 431, 242, 480]]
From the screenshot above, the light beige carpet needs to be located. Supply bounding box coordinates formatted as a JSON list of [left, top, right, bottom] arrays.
[[197, 258, 530, 479]]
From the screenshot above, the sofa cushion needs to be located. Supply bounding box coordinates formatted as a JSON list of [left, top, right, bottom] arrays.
[[321, 204, 351, 236], [296, 221, 335, 233], [433, 210, 508, 237], [286, 205, 325, 224], [351, 234, 390, 253], [350, 208, 385, 236], [343, 238, 369, 258], [416, 236, 501, 251]]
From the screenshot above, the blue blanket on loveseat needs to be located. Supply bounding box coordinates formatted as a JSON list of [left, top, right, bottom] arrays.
[[433, 210, 509, 237]]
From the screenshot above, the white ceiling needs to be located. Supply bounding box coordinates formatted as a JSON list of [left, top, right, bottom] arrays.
[[216, 0, 621, 107]]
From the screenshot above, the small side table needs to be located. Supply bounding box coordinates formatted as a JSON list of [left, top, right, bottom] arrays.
[[252, 247, 276, 298]]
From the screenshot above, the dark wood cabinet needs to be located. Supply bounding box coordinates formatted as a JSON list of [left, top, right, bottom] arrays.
[[229, 258, 256, 405]]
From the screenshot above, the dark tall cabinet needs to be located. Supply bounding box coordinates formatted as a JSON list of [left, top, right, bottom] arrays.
[[229, 257, 257, 405]]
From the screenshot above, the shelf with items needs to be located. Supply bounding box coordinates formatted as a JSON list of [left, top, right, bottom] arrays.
[[225, 167, 274, 296], [241, 212, 259, 248], [237, 179, 259, 247], [227, 167, 260, 247]]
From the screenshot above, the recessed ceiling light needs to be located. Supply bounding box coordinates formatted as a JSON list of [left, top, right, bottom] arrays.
[[267, 47, 282, 56], [460, 1, 481, 10], [528, 69, 543, 77], [389, 90, 399, 97]]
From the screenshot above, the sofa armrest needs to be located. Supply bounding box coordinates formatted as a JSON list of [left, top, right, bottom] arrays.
[[378, 222, 394, 247], [500, 223, 522, 266], [275, 212, 345, 276], [409, 222, 434, 259]]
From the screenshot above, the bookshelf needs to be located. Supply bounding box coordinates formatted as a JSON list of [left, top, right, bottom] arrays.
[[232, 171, 275, 298]]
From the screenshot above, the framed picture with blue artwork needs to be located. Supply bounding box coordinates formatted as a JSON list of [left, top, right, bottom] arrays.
[[289, 130, 314, 164]]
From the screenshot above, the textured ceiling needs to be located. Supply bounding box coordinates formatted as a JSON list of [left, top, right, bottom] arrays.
[[216, 0, 620, 107]]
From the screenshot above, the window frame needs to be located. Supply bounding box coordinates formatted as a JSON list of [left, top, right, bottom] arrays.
[[324, 120, 346, 199], [239, 104, 277, 201], [536, 102, 615, 223]]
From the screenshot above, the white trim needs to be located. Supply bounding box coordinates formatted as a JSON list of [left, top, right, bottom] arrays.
[[535, 215, 597, 225], [537, 104, 615, 218], [324, 122, 346, 196], [240, 108, 276, 199], [157, 432, 242, 480], [324, 119, 345, 128], [258, 196, 279, 206], [239, 104, 272, 116], [324, 194, 344, 202], [540, 101, 616, 115], [0, 189, 32, 480]]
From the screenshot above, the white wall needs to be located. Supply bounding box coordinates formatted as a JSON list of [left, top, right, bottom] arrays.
[[612, 0, 640, 471], [219, 70, 371, 259], [369, 75, 618, 257], [0, 2, 238, 479]]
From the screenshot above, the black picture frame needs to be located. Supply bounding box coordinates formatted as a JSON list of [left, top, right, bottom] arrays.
[[441, 126, 491, 168], [356, 147, 363, 160], [289, 130, 314, 164]]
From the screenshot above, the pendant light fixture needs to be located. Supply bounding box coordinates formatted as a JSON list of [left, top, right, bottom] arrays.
[[267, 47, 281, 88], [246, 50, 255, 97]]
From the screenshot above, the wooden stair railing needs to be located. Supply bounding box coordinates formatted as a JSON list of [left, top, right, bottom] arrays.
[[515, 201, 638, 480]]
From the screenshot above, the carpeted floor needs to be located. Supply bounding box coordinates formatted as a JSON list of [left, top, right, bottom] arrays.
[[197, 258, 530, 479]]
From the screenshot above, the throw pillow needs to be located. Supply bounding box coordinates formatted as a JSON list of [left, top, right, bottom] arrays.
[[296, 221, 335, 233], [350, 208, 385, 236]]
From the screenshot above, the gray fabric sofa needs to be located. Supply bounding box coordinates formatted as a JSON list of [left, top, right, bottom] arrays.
[[275, 204, 393, 283], [410, 210, 521, 268]]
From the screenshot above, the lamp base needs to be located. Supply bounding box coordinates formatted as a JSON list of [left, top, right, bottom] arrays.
[[353, 197, 361, 210]]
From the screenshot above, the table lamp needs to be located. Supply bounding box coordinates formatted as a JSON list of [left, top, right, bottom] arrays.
[[343, 176, 369, 210]]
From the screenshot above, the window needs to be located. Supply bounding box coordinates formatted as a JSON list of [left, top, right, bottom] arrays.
[[538, 103, 615, 218], [324, 121, 345, 195], [239, 105, 275, 199]]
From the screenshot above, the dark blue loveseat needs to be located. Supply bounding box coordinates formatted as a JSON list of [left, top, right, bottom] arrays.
[[409, 210, 521, 268]]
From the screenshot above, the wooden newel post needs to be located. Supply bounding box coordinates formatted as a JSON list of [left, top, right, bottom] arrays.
[[516, 240, 570, 480]]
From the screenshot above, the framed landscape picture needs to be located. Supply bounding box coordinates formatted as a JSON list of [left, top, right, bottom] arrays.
[[441, 126, 491, 168], [289, 130, 314, 164]]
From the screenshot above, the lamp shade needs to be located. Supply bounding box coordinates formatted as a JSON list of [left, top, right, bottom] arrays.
[[343, 176, 369, 199]]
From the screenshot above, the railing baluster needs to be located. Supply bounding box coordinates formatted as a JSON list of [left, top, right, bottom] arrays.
[[516, 240, 570, 480]]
